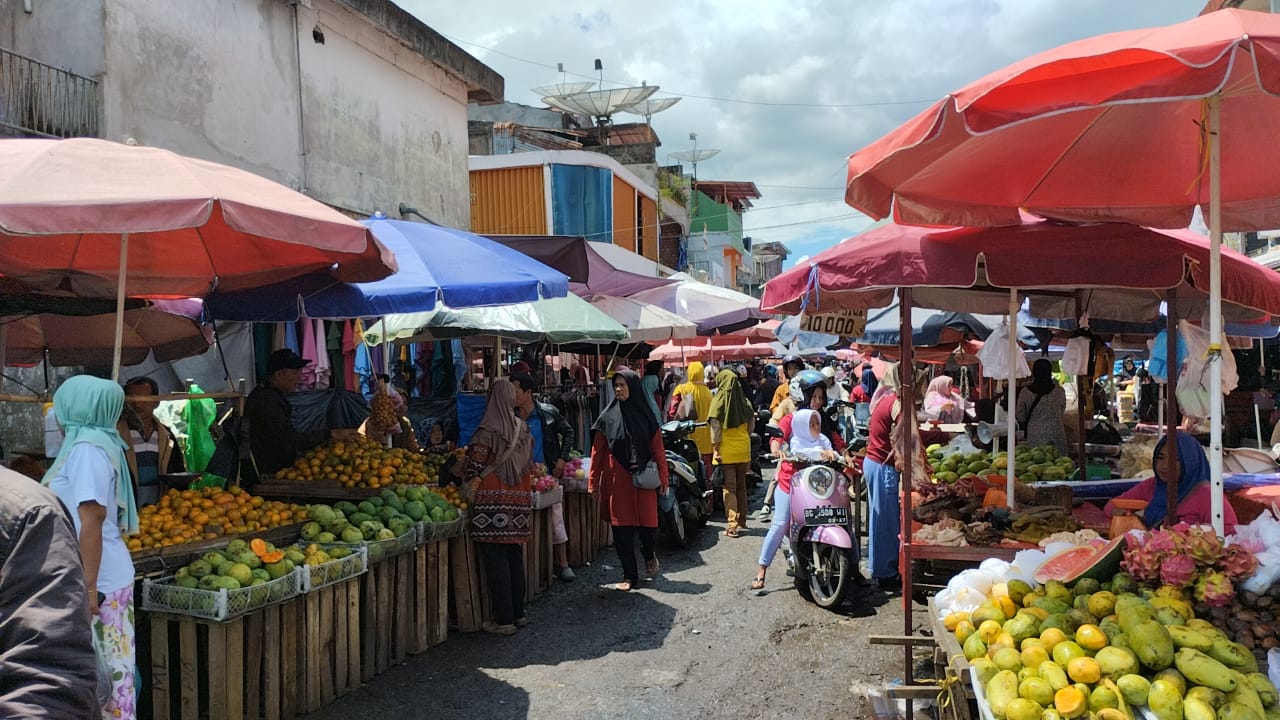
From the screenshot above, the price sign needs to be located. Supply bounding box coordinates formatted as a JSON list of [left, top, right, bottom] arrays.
[[799, 310, 866, 338]]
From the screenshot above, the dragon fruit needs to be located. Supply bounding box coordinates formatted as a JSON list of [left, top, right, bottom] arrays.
[[1182, 525, 1225, 567], [1194, 570, 1234, 607], [1221, 544, 1259, 581], [1145, 530, 1179, 557], [1121, 543, 1162, 582], [1159, 555, 1197, 588]]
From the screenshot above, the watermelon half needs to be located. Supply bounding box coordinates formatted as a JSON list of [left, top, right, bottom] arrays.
[[1032, 535, 1128, 585]]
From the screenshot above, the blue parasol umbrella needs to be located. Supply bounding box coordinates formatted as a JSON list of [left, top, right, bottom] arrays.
[[205, 217, 569, 321]]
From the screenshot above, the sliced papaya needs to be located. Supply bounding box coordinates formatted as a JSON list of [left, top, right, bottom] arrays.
[[250, 538, 268, 557], [260, 550, 285, 564]]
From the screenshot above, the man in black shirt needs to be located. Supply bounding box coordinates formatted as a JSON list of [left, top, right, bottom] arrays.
[[245, 349, 356, 478]]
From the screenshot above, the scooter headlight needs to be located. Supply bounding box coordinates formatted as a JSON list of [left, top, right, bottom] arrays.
[[801, 466, 836, 500]]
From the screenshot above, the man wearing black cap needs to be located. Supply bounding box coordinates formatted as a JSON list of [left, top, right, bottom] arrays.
[[245, 349, 356, 478]]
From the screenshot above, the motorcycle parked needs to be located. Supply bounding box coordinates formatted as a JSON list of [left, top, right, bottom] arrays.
[[657, 420, 714, 548], [783, 450, 858, 609]]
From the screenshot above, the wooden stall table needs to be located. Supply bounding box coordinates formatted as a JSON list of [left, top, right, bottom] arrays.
[[142, 579, 361, 720], [563, 488, 612, 567], [448, 502, 556, 630]]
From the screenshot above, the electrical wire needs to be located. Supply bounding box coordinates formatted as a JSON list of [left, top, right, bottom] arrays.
[[441, 33, 936, 110]]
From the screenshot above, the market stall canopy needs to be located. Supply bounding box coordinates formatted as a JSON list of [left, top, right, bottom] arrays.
[[650, 337, 774, 362], [725, 319, 779, 342], [760, 219, 1280, 322], [843, 9, 1280, 230], [362, 294, 628, 346], [3, 298, 211, 366], [582, 294, 697, 343], [629, 272, 769, 334], [205, 218, 570, 321], [486, 235, 674, 297], [856, 298, 1041, 347], [1017, 304, 1280, 340], [0, 137, 395, 298]]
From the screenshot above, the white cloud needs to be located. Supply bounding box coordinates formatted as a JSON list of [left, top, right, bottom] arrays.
[[405, 0, 1208, 256]]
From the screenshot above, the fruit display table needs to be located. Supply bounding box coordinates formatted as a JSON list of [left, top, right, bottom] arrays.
[[563, 489, 612, 567]]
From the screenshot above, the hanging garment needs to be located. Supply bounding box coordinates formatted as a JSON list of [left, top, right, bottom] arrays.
[[299, 320, 318, 390], [312, 319, 332, 389]]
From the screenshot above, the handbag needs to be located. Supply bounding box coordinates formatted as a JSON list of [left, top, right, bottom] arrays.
[[676, 391, 697, 421], [632, 459, 662, 490]]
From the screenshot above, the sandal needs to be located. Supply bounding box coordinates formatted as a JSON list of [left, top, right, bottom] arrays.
[[725, 528, 741, 538], [750, 576, 766, 591], [609, 580, 633, 592], [645, 559, 660, 578]]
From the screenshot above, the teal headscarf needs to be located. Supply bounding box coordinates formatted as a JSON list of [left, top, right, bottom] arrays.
[[42, 375, 138, 534]]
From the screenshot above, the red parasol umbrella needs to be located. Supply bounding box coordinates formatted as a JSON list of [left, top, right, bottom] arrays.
[[2, 300, 212, 367], [0, 138, 397, 377], [843, 8, 1280, 536]]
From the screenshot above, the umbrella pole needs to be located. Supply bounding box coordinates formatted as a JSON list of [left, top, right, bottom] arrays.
[[898, 286, 916, 714], [1208, 96, 1225, 537], [0, 323, 7, 393], [1074, 293, 1087, 473], [1166, 289, 1180, 528], [1007, 288, 1018, 509], [111, 233, 130, 381]]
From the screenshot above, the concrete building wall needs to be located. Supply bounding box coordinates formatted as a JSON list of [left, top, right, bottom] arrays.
[[0, 0, 106, 77], [468, 101, 564, 129], [99, 0, 304, 186], [299, 0, 471, 225]]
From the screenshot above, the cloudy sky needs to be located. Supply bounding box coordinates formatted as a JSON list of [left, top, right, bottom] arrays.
[[407, 0, 1208, 266]]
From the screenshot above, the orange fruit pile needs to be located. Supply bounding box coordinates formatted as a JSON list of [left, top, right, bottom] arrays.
[[128, 486, 307, 552], [278, 437, 434, 489]]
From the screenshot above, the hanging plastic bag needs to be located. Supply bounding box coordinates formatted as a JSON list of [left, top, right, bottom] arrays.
[[976, 322, 1030, 380], [181, 383, 217, 473], [1175, 320, 1238, 420], [1061, 336, 1091, 376], [1148, 328, 1189, 383]]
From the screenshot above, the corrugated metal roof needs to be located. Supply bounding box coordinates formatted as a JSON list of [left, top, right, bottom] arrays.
[[695, 180, 762, 210]]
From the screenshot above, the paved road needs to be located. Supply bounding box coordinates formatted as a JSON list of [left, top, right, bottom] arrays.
[[307, 472, 933, 720]]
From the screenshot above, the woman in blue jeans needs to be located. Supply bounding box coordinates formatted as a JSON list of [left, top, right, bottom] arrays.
[[862, 364, 902, 591]]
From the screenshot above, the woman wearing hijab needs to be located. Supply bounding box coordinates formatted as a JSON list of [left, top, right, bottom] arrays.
[[1106, 431, 1238, 532], [460, 379, 534, 635], [668, 361, 714, 474], [849, 363, 878, 404], [922, 376, 964, 424], [641, 360, 664, 422], [863, 363, 904, 591], [43, 375, 138, 719], [709, 368, 754, 538], [590, 370, 670, 591], [1016, 359, 1068, 454], [752, 408, 835, 590]]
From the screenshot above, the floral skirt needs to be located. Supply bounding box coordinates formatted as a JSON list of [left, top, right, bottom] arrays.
[[94, 584, 136, 720]]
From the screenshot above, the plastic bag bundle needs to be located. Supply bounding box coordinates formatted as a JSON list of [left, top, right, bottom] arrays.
[[976, 322, 1031, 380]]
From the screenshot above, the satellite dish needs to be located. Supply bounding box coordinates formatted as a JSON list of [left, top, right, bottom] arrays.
[[531, 81, 596, 98], [620, 97, 681, 121], [669, 149, 721, 164], [542, 85, 659, 121]]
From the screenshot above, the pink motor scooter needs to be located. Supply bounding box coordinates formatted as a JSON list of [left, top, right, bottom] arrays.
[[785, 454, 858, 609]]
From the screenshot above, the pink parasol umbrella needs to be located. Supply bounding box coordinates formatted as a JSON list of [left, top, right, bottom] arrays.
[[0, 138, 397, 377]]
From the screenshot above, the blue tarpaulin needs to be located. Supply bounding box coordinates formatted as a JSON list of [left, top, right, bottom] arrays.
[[551, 165, 612, 243], [206, 218, 570, 321]]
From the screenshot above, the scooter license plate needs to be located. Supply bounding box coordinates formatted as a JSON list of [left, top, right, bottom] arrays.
[[804, 506, 849, 524]]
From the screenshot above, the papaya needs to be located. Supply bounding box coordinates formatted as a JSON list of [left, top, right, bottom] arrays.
[[1115, 674, 1150, 706], [1167, 625, 1216, 653], [1148, 678, 1185, 720], [1210, 638, 1257, 669], [986, 670, 1019, 719], [1246, 673, 1279, 708], [1186, 685, 1229, 709], [1220, 702, 1266, 720], [1184, 697, 1219, 720]]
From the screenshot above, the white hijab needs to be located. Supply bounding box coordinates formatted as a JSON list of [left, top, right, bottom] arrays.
[[790, 409, 828, 459]]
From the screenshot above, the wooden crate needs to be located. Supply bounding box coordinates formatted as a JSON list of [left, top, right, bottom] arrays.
[[358, 547, 416, 681], [449, 533, 484, 633], [408, 539, 450, 653], [563, 490, 611, 567], [523, 506, 555, 602], [145, 581, 361, 720]]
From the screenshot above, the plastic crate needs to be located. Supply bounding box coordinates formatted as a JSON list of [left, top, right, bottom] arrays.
[[365, 526, 418, 564], [418, 515, 466, 543], [294, 543, 368, 592], [141, 569, 301, 622]]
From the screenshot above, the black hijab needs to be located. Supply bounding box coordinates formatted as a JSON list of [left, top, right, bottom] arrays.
[[1029, 358, 1055, 395], [593, 369, 659, 472]]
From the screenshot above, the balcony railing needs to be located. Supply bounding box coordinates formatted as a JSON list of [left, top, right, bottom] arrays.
[[0, 47, 98, 139]]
